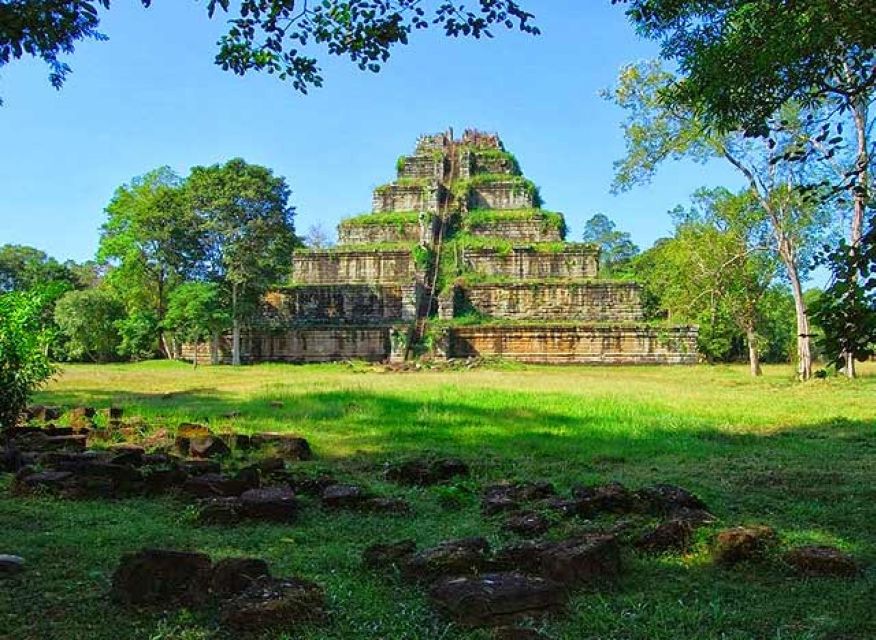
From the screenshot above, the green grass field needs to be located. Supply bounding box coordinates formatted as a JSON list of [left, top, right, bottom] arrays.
[[1, 361, 874, 639]]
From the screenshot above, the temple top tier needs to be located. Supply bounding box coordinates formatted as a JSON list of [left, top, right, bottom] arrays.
[[415, 129, 505, 153], [374, 129, 540, 213]]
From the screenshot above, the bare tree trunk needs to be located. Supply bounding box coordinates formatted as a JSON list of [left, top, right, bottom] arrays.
[[746, 324, 762, 376], [841, 96, 870, 380], [192, 338, 199, 369], [785, 256, 812, 381], [845, 351, 856, 379], [160, 333, 173, 360], [231, 283, 241, 366], [211, 332, 219, 365]]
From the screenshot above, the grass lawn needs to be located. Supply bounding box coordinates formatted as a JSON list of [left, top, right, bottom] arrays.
[[1, 360, 874, 639]]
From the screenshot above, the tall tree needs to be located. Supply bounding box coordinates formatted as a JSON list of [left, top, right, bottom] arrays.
[[619, 0, 875, 376], [0, 1, 537, 101], [653, 188, 779, 375], [581, 213, 639, 276], [605, 61, 829, 379], [98, 167, 203, 357], [163, 282, 231, 367], [186, 158, 298, 366]]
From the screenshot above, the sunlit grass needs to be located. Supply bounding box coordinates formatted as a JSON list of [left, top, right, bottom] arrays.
[[0, 361, 873, 639]]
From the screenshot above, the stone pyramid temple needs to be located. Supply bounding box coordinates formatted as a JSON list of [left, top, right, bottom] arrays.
[[211, 130, 697, 364]]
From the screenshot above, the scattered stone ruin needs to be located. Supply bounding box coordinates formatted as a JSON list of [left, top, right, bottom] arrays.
[[189, 129, 698, 364]]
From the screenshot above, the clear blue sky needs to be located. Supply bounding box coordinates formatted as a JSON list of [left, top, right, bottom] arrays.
[[0, 1, 743, 263]]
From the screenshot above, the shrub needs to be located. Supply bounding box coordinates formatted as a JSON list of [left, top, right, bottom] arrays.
[[0, 288, 57, 426]]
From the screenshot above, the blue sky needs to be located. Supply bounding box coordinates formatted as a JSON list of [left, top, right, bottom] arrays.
[[0, 1, 743, 263]]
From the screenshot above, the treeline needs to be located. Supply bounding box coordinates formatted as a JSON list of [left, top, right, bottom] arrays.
[[1, 159, 299, 367], [592, 49, 876, 380], [583, 208, 811, 375]]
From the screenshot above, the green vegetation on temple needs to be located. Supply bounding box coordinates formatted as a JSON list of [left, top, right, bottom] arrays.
[[339, 211, 425, 227], [464, 208, 567, 237]]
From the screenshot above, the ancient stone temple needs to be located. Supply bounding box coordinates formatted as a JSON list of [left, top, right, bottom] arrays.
[[205, 130, 697, 364]]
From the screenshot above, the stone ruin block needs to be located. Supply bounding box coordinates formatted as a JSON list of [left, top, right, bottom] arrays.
[[446, 282, 645, 323], [261, 285, 421, 325], [448, 325, 699, 364], [198, 327, 393, 364], [465, 218, 563, 243], [292, 249, 417, 285], [461, 247, 598, 280], [337, 215, 438, 245], [372, 183, 442, 213], [397, 154, 444, 181], [468, 182, 534, 210]]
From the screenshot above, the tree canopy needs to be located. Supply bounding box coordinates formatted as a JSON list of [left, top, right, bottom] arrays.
[[618, 0, 876, 133], [0, 0, 538, 100]]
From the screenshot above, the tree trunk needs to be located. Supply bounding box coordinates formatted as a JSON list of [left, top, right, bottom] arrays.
[[192, 338, 199, 369], [841, 94, 869, 379], [231, 282, 241, 366], [746, 324, 762, 376], [784, 255, 812, 381], [844, 351, 856, 379], [211, 332, 219, 365], [160, 333, 173, 360]]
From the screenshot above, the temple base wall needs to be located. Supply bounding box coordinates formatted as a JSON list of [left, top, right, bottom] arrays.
[[446, 325, 698, 364], [180, 327, 393, 364]]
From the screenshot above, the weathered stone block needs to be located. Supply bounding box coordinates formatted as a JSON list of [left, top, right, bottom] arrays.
[[261, 285, 420, 325], [469, 182, 534, 210], [461, 247, 598, 280], [448, 325, 699, 364], [292, 250, 416, 285], [372, 183, 442, 213], [465, 219, 563, 243], [397, 154, 444, 180], [448, 282, 644, 322]]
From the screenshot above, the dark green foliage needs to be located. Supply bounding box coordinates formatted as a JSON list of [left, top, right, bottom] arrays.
[[163, 282, 230, 355], [811, 217, 876, 368], [0, 287, 57, 426], [98, 166, 203, 357], [0, 244, 76, 292], [115, 310, 160, 361], [581, 213, 640, 275], [0, 1, 537, 100], [618, 0, 876, 133], [53, 288, 125, 362]]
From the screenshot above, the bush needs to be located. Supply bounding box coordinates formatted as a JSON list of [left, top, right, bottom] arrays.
[[0, 288, 57, 426]]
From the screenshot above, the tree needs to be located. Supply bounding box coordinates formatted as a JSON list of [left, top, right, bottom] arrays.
[[0, 1, 537, 101], [0, 287, 57, 427], [304, 224, 333, 249], [163, 282, 231, 367], [115, 310, 160, 361], [0, 244, 75, 292], [618, 0, 875, 133], [581, 213, 639, 276], [810, 216, 876, 373], [186, 158, 298, 366], [632, 188, 780, 374], [605, 61, 829, 379], [98, 167, 203, 357], [53, 288, 124, 362]]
